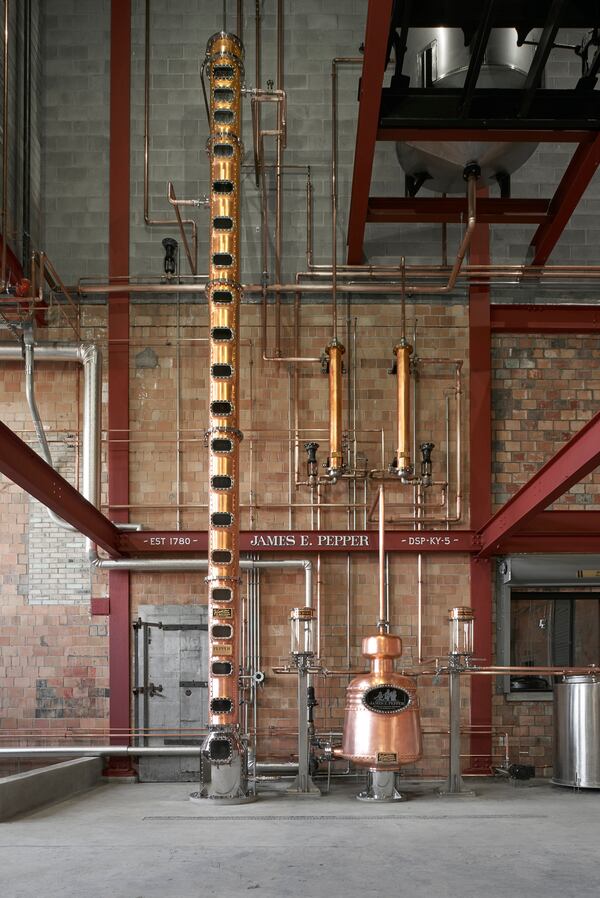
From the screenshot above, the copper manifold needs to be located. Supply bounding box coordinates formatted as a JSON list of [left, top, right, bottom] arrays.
[[205, 32, 245, 728]]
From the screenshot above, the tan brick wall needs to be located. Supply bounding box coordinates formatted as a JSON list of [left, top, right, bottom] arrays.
[[1, 302, 591, 777]]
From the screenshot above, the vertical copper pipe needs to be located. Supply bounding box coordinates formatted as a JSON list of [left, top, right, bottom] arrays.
[[1, 0, 9, 290], [143, 0, 197, 274], [394, 342, 413, 475], [274, 0, 284, 357], [378, 484, 387, 633], [326, 339, 345, 477], [206, 31, 244, 729]]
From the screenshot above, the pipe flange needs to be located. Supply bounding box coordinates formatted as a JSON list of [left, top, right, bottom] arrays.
[[463, 162, 481, 181], [205, 425, 244, 443], [204, 574, 242, 585], [206, 133, 244, 152], [205, 278, 243, 294]]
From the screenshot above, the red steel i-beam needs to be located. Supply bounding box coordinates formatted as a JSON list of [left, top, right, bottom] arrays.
[[0, 420, 121, 556], [468, 195, 493, 772], [346, 0, 393, 264], [530, 133, 600, 266], [108, 0, 132, 757], [478, 408, 600, 557], [490, 304, 600, 333]]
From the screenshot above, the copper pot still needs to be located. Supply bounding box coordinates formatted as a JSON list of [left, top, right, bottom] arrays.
[[338, 635, 422, 769]]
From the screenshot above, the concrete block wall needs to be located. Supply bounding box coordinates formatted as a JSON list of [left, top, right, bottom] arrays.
[[40, 0, 110, 282], [37, 4, 600, 286]]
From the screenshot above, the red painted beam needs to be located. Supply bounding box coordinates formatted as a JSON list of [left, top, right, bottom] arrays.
[[346, 0, 393, 264], [367, 197, 549, 225], [118, 525, 600, 556], [520, 510, 600, 534], [377, 129, 592, 143], [478, 409, 600, 557], [119, 529, 479, 554], [468, 196, 492, 772], [530, 134, 600, 266], [501, 534, 600, 553], [501, 511, 600, 552], [108, 0, 132, 757], [0, 420, 121, 556], [491, 304, 600, 333]]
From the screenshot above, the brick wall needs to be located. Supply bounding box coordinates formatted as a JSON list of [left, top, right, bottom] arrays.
[[492, 333, 600, 510]]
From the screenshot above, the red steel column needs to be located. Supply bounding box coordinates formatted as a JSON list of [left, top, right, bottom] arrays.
[[108, 0, 132, 758], [468, 195, 493, 771]]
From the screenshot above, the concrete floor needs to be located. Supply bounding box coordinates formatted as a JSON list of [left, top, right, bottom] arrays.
[[0, 777, 598, 898]]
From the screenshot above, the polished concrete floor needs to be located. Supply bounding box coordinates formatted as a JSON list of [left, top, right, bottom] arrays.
[[0, 777, 598, 898]]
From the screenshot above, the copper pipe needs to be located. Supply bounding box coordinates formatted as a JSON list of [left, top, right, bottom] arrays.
[[468, 666, 599, 675], [275, 0, 284, 356], [330, 58, 363, 337], [166, 182, 199, 275], [306, 168, 313, 268], [143, 0, 197, 275], [0, 0, 8, 290], [237, 0, 243, 44], [378, 485, 387, 633], [326, 339, 345, 477]]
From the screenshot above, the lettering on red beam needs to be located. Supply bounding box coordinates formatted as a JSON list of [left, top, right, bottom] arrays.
[[127, 531, 475, 552], [142, 536, 201, 547], [248, 533, 371, 548]]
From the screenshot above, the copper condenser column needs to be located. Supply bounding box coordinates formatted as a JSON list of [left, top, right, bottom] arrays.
[[392, 340, 413, 478], [325, 339, 345, 480], [197, 31, 254, 804]]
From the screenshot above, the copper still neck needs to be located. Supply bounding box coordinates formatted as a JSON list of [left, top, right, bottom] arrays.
[[363, 634, 402, 674]]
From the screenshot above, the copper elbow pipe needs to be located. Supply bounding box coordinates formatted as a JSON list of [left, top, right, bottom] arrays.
[[326, 340, 345, 478], [393, 342, 413, 476]]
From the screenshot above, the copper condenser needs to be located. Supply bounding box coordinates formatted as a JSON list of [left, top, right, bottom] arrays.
[[338, 634, 422, 772]]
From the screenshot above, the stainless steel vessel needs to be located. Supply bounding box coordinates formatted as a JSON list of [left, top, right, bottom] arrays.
[[396, 28, 540, 193], [553, 675, 600, 789]]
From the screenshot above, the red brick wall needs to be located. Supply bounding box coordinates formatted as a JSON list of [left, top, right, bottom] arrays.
[[2, 304, 592, 777]]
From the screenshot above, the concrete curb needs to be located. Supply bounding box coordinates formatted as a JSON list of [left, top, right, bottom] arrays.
[[0, 757, 103, 821]]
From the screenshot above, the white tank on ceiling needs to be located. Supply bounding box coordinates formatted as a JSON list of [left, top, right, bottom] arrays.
[[396, 28, 540, 194]]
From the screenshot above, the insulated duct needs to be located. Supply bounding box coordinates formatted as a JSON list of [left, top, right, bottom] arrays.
[[200, 31, 253, 803]]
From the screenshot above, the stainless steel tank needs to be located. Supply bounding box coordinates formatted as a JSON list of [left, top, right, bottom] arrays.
[[553, 675, 600, 789], [396, 28, 540, 193]]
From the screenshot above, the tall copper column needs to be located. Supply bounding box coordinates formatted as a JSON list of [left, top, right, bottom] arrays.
[[199, 32, 252, 802]]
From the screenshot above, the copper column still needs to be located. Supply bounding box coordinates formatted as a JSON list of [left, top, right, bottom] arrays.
[[337, 486, 422, 795], [198, 31, 253, 803]]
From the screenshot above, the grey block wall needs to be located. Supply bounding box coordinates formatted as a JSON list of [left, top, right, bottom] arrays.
[[37, 3, 600, 290], [41, 0, 110, 284]]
